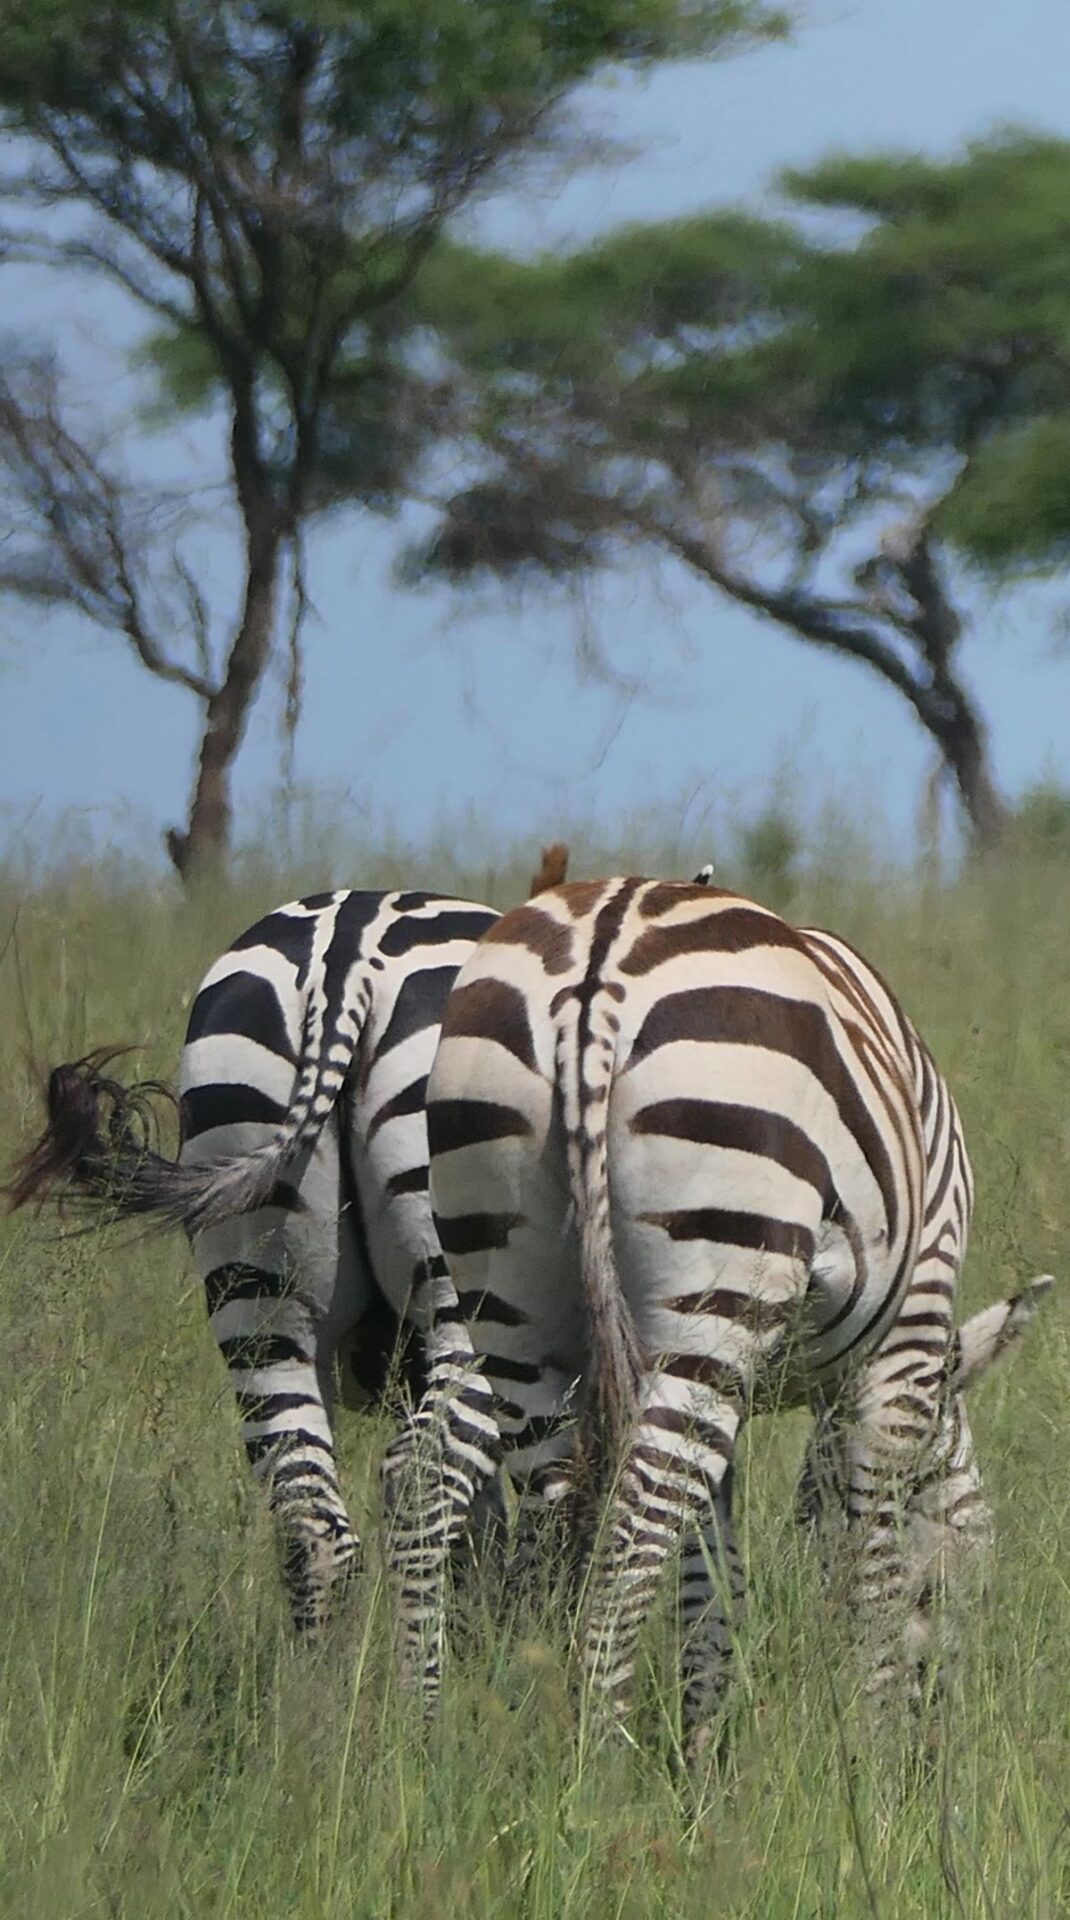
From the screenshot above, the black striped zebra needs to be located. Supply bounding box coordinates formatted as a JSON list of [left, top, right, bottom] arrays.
[[9, 887, 502, 1697], [426, 876, 1050, 1752]]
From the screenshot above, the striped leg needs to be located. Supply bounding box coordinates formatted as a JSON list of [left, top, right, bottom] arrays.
[[795, 1396, 852, 1596], [381, 1253, 501, 1711], [901, 1392, 992, 1693], [678, 1470, 746, 1759], [796, 1388, 992, 1728], [189, 1101, 371, 1640], [208, 1260, 359, 1635], [513, 1452, 582, 1576], [840, 1337, 948, 1705], [582, 1368, 745, 1727]]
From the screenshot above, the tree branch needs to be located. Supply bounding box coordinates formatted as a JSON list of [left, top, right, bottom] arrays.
[[652, 510, 937, 719], [0, 361, 217, 700], [0, 232, 189, 323]]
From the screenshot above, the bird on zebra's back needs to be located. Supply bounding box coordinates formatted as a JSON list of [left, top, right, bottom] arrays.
[[425, 873, 1053, 1759]]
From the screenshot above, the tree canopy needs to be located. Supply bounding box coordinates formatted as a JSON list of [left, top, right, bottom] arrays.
[[412, 131, 1070, 848], [0, 0, 785, 879]]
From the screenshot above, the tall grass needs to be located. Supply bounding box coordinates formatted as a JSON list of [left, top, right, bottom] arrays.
[[1, 826, 1068, 1918]]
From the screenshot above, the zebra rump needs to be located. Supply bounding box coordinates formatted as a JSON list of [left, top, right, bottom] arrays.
[[9, 886, 388, 1234]]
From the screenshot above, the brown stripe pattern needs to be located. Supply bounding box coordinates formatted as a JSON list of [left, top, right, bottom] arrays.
[[428, 875, 984, 1755]]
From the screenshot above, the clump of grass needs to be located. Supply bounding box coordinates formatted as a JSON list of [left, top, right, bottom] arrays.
[[1, 821, 1068, 1917]]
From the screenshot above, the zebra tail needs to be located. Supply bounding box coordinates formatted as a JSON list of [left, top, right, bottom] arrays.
[[949, 1274, 1054, 1391], [555, 997, 643, 1476], [5, 1047, 201, 1227], [7, 958, 372, 1236]]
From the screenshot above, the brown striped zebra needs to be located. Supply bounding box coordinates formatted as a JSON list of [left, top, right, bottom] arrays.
[[426, 876, 1049, 1753]]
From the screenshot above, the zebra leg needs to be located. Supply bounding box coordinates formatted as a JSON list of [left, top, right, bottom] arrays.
[[514, 1452, 580, 1568], [902, 1391, 993, 1698], [380, 1253, 501, 1713], [839, 1342, 948, 1708], [582, 1369, 744, 1731], [208, 1262, 359, 1635], [457, 1468, 512, 1577], [678, 1465, 746, 1762], [795, 1395, 853, 1591], [796, 1396, 835, 1533], [189, 1103, 370, 1640]]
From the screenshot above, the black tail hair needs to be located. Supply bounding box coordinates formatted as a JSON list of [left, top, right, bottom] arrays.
[[6, 1047, 190, 1225]]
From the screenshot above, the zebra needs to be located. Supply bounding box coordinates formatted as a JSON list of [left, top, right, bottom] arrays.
[[425, 875, 1051, 1753], [8, 885, 505, 1698]]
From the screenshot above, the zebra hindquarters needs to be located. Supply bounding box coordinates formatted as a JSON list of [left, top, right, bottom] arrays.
[[185, 1103, 372, 1639]]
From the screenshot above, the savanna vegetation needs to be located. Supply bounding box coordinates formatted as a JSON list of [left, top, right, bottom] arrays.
[[1, 7, 1068, 1916], [2, 818, 1067, 1919]]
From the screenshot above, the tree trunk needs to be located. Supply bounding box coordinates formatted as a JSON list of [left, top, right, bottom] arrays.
[[920, 673, 1010, 854], [165, 516, 282, 884]]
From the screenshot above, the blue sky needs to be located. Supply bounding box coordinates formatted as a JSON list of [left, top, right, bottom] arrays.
[[3, 0, 1069, 868]]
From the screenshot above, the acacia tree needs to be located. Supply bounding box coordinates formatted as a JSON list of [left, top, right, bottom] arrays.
[[411, 134, 1070, 850], [0, 0, 783, 881]]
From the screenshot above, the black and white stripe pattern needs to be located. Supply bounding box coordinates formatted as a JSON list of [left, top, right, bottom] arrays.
[[796, 1275, 1052, 1649], [15, 888, 502, 1682], [427, 877, 1046, 1750], [181, 888, 505, 1662]]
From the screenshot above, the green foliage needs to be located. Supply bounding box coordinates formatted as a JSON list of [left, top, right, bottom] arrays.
[[417, 130, 1070, 578], [1, 833, 1069, 1915], [736, 801, 801, 905], [419, 212, 799, 373], [0, 0, 775, 142], [0, 0, 787, 501], [1012, 780, 1070, 856], [780, 135, 1070, 458], [941, 418, 1070, 569]]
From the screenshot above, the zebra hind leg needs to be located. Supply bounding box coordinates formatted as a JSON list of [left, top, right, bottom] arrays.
[[796, 1396, 853, 1589], [380, 1254, 501, 1716], [902, 1392, 993, 1710], [838, 1342, 949, 1722], [678, 1467, 747, 1767], [208, 1263, 359, 1638], [581, 1370, 745, 1742]]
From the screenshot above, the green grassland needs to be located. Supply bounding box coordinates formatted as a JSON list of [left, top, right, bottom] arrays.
[[1, 830, 1068, 1919]]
